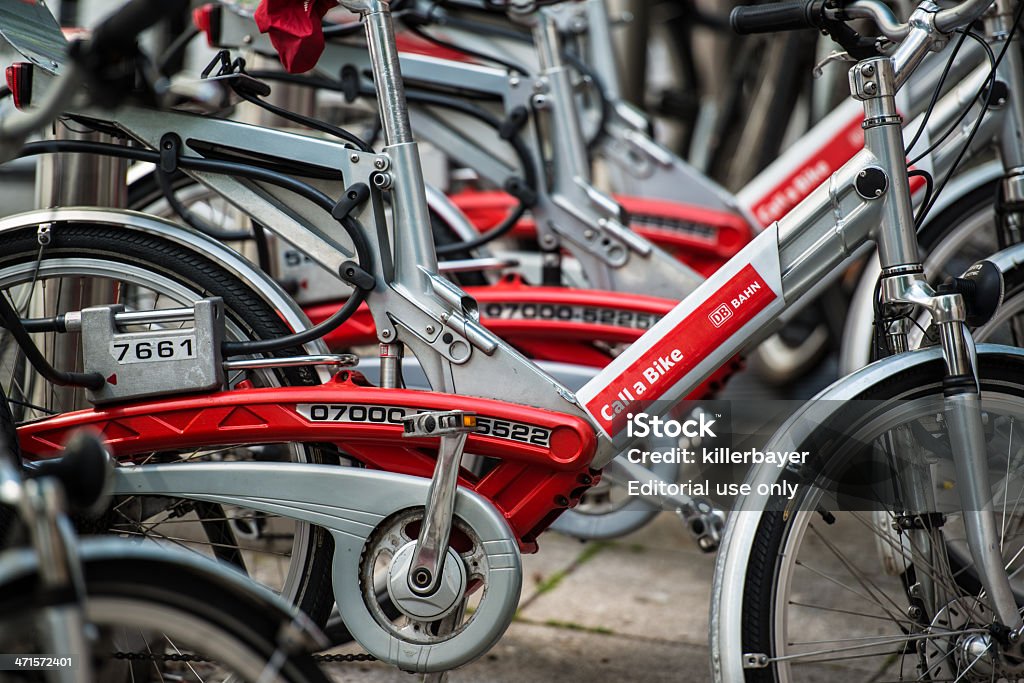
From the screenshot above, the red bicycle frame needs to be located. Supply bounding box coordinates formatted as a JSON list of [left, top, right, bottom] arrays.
[[18, 370, 598, 552]]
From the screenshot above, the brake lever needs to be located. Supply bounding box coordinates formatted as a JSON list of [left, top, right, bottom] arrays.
[[812, 50, 855, 77], [821, 5, 883, 59]]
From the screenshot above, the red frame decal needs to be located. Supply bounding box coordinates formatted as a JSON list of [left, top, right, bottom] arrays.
[[584, 264, 776, 435], [749, 115, 865, 227], [305, 282, 677, 365]]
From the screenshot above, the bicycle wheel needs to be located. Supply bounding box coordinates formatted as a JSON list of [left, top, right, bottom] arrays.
[[0, 220, 335, 627], [0, 550, 331, 683], [738, 352, 1024, 682]]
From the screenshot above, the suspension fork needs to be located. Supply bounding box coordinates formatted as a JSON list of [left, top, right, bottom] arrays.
[[883, 253, 1024, 636], [863, 6, 1024, 637]]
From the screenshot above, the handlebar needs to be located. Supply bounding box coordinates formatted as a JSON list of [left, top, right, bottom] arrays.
[[844, 0, 910, 40], [730, 0, 995, 41], [934, 0, 995, 32], [729, 0, 825, 35]]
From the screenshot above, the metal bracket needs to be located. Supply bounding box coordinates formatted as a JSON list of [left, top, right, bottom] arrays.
[[742, 653, 770, 669]]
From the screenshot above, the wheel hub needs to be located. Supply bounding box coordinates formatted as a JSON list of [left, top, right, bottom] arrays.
[[387, 540, 466, 621], [922, 599, 1024, 681]]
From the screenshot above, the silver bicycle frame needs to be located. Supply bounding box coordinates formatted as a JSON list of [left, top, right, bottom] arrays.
[[215, 2, 707, 299], [210, 0, 1000, 313], [28, 0, 993, 463], [7, 0, 1020, 669]]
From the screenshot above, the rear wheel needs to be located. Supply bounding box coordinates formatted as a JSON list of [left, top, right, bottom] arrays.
[[0, 221, 335, 627]]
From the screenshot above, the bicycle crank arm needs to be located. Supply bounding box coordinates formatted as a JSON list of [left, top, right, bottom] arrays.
[[109, 461, 521, 673], [401, 410, 478, 596]]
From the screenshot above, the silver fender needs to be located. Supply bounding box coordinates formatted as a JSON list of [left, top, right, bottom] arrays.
[[110, 462, 522, 673], [710, 343, 1024, 682], [0, 536, 329, 650], [839, 161, 1005, 376], [0, 207, 328, 361]]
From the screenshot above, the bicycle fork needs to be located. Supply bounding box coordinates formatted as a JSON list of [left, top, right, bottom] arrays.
[[885, 275, 1023, 636], [862, 15, 1024, 644]]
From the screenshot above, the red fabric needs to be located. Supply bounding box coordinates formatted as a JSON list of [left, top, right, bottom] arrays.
[[254, 0, 338, 73]]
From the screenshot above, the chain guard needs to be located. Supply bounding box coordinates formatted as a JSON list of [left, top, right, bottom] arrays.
[[99, 461, 521, 674]]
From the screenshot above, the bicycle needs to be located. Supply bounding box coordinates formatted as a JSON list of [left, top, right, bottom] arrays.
[[126, 0, 1024, 543], [1, 0, 1021, 679]]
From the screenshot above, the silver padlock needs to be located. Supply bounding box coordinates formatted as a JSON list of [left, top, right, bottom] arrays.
[[78, 298, 225, 404]]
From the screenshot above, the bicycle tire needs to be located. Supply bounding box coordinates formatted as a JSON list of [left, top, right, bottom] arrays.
[[0, 550, 332, 683]]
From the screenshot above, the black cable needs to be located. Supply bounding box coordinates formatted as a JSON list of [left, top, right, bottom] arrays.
[[908, 29, 997, 168], [561, 46, 612, 152], [403, 85, 538, 190], [232, 85, 373, 152], [16, 140, 376, 355], [222, 286, 369, 356], [404, 14, 529, 76], [0, 293, 104, 390], [155, 169, 253, 241], [904, 29, 969, 157], [426, 9, 531, 44], [908, 169, 934, 229], [915, 18, 1014, 226], [405, 9, 611, 148], [252, 221, 273, 274], [402, 85, 541, 254], [0, 86, 10, 100], [242, 70, 542, 257], [245, 69, 538, 193], [18, 140, 370, 260], [436, 203, 527, 255]]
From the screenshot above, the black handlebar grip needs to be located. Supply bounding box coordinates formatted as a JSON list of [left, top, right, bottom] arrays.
[[28, 432, 111, 513], [730, 0, 822, 34], [90, 0, 189, 54]]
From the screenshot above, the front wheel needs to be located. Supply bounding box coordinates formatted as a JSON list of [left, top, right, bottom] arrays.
[[729, 351, 1024, 682], [0, 550, 332, 683]]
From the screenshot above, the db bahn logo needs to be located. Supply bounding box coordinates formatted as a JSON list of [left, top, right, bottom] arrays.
[[708, 304, 732, 328]]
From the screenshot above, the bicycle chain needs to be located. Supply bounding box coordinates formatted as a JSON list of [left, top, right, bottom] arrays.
[[313, 652, 378, 663], [112, 652, 211, 663], [112, 651, 377, 664]]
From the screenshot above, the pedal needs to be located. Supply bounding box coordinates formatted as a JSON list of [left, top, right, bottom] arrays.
[[677, 503, 725, 553], [77, 299, 225, 405], [402, 410, 478, 438]]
